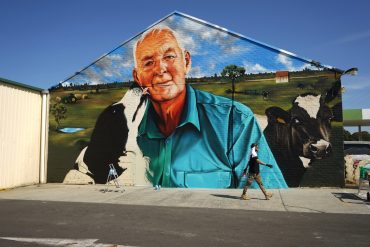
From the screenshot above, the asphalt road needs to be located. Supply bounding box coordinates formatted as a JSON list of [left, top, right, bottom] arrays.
[[0, 199, 369, 247]]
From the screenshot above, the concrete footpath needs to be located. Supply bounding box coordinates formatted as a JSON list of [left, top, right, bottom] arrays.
[[1, 184, 370, 214]]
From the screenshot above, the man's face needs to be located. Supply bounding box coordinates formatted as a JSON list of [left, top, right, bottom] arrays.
[[133, 30, 191, 103]]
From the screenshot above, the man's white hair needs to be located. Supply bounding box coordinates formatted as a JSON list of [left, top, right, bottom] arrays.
[[133, 25, 185, 68]]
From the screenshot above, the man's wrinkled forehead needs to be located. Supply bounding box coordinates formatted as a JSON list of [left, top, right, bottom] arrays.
[[136, 30, 180, 55]]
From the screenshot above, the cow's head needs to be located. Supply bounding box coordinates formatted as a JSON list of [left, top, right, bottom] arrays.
[[266, 93, 333, 163], [115, 85, 149, 125], [113, 85, 149, 153]]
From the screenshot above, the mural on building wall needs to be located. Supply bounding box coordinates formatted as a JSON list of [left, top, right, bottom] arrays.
[[48, 13, 343, 188]]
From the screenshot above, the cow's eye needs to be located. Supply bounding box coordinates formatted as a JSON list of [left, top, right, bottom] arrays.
[[292, 118, 300, 124], [322, 116, 333, 122]]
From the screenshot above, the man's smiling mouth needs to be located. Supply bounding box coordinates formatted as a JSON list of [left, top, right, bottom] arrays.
[[155, 81, 172, 87]]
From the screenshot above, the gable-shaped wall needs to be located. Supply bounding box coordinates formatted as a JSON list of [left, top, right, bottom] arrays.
[[48, 13, 344, 188]]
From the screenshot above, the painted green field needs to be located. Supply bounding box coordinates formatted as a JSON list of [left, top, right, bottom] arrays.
[[48, 88, 129, 181], [192, 75, 338, 115], [48, 75, 341, 182]]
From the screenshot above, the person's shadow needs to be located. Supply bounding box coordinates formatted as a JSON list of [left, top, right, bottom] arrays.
[[211, 194, 265, 200]]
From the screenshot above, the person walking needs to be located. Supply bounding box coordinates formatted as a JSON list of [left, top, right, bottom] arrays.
[[241, 143, 273, 200]]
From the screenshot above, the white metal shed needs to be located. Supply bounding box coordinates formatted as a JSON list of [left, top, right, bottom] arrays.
[[0, 77, 48, 189]]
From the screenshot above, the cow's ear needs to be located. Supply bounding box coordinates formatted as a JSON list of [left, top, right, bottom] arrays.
[[276, 117, 287, 124], [265, 107, 290, 125], [324, 80, 341, 103]]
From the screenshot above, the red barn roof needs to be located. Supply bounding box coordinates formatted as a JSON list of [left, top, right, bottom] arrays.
[[276, 71, 289, 77]]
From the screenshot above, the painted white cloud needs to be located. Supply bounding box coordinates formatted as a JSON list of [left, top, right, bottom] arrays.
[[80, 69, 104, 85], [95, 55, 122, 78], [64, 39, 137, 85], [298, 63, 319, 71], [61, 81, 71, 87], [96, 52, 135, 76], [243, 62, 270, 74], [70, 50, 136, 85], [223, 45, 250, 55], [277, 54, 294, 70], [209, 61, 216, 71], [188, 66, 207, 78], [176, 30, 198, 54], [276, 53, 318, 72], [145, 21, 197, 55], [163, 16, 248, 55]]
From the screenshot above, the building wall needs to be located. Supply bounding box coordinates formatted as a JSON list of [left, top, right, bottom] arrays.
[[48, 13, 344, 188], [276, 76, 289, 83], [0, 81, 43, 189]]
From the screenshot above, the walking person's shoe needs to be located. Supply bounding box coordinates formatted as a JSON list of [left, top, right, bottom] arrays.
[[240, 194, 250, 200], [265, 192, 273, 200]]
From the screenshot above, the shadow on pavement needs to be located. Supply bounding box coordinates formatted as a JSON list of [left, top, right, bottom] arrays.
[[332, 192, 370, 205], [98, 189, 124, 193], [211, 194, 265, 200]]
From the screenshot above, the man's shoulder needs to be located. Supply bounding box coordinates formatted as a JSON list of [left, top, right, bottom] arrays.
[[192, 87, 253, 116]]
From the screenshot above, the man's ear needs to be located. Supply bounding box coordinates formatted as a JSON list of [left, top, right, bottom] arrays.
[[184, 50, 191, 75], [132, 69, 141, 86]]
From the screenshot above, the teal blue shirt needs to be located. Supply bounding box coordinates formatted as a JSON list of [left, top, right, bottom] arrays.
[[138, 85, 287, 189]]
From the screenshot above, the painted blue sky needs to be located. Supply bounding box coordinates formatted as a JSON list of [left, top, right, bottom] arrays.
[[66, 13, 316, 85], [1, 0, 369, 111]]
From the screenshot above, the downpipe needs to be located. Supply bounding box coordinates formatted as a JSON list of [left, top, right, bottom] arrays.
[[39, 90, 49, 184]]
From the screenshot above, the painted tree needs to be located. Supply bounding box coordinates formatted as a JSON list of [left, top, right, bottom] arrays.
[[221, 64, 245, 188], [50, 102, 67, 130], [221, 65, 245, 81]]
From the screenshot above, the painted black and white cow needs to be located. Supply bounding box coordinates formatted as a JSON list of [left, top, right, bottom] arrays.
[[63, 86, 150, 185], [263, 93, 333, 187]]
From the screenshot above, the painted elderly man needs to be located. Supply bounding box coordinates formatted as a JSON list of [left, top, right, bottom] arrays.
[[133, 26, 286, 188], [66, 26, 286, 189]]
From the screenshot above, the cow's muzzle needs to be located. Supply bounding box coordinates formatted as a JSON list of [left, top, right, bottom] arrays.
[[309, 139, 332, 159]]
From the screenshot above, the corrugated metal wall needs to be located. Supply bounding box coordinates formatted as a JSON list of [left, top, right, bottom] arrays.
[[0, 82, 43, 189]]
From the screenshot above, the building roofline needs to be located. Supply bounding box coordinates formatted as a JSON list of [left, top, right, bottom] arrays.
[[0, 77, 45, 93], [60, 11, 344, 84]]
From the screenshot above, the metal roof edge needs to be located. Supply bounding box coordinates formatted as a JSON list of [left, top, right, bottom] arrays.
[[0, 77, 45, 93]]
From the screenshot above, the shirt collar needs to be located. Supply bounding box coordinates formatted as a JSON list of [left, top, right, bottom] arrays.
[[138, 84, 200, 138]]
